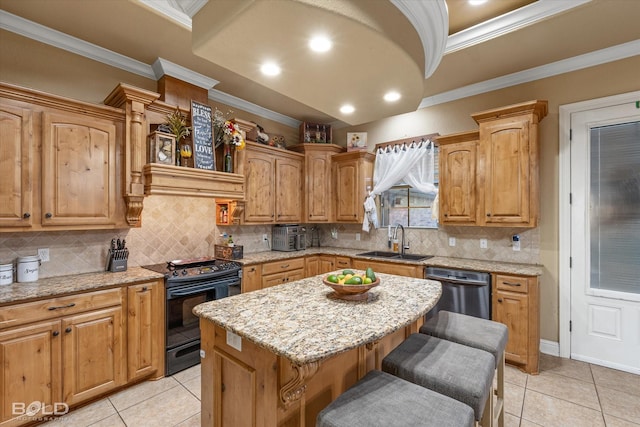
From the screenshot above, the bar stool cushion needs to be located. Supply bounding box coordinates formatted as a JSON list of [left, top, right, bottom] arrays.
[[317, 370, 474, 427], [382, 333, 494, 421], [420, 311, 508, 368]]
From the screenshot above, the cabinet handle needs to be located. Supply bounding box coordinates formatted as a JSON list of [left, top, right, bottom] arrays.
[[45, 212, 53, 218], [48, 303, 76, 311], [249, 267, 255, 272], [65, 327, 72, 333], [486, 213, 491, 217], [501, 281, 521, 287], [281, 264, 290, 269], [138, 286, 148, 292], [498, 298, 503, 303], [23, 212, 31, 219], [52, 331, 60, 337]]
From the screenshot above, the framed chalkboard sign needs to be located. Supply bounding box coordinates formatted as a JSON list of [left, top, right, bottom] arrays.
[[191, 101, 215, 170]]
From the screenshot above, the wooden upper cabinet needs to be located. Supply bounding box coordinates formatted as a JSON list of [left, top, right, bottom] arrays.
[[241, 141, 303, 224], [437, 131, 478, 225], [333, 151, 374, 223], [0, 104, 33, 228], [289, 143, 344, 222], [41, 111, 117, 226]]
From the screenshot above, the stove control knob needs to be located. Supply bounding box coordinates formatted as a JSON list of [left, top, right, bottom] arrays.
[[182, 269, 188, 275], [172, 271, 179, 277]]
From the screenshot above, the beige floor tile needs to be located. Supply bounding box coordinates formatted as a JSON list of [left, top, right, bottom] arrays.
[[604, 413, 640, 427], [539, 353, 594, 383], [39, 399, 117, 427], [505, 412, 521, 427], [505, 364, 529, 387], [526, 371, 600, 410], [598, 384, 640, 424], [88, 413, 126, 427], [522, 389, 605, 427], [505, 382, 526, 417], [172, 364, 201, 384], [592, 364, 640, 397], [119, 385, 200, 427], [108, 377, 180, 412], [520, 419, 544, 427], [182, 375, 202, 400], [174, 413, 201, 427]]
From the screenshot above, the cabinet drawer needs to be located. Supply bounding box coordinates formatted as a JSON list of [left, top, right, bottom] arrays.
[[495, 275, 529, 293], [335, 256, 351, 269], [261, 257, 305, 276], [0, 287, 124, 330]]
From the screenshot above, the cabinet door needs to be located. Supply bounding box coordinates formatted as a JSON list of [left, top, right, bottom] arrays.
[[439, 141, 477, 224], [244, 153, 275, 222], [0, 321, 61, 424], [334, 160, 359, 222], [62, 306, 125, 405], [127, 281, 164, 381], [319, 256, 335, 274], [307, 152, 333, 222], [306, 256, 320, 277], [0, 105, 33, 228], [242, 265, 262, 293], [275, 157, 303, 223], [41, 111, 117, 226], [214, 350, 256, 427], [493, 290, 528, 365], [480, 117, 531, 225]]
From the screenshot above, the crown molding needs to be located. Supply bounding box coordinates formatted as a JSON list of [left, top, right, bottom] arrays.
[[0, 10, 155, 79], [138, 0, 193, 28], [419, 39, 640, 109], [390, 0, 448, 78], [445, 0, 592, 54], [152, 58, 219, 89], [207, 88, 300, 128]]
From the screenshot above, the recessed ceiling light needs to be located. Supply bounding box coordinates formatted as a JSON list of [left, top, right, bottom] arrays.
[[309, 35, 332, 53], [383, 91, 401, 102], [260, 62, 281, 76], [469, 0, 488, 5], [340, 104, 355, 114]]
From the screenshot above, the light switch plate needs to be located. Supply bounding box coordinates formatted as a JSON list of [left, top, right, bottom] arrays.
[[448, 237, 456, 247]]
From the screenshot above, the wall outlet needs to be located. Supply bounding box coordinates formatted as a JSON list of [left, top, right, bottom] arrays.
[[512, 234, 521, 251], [480, 239, 488, 249], [448, 237, 456, 247], [355, 233, 361, 241], [38, 248, 50, 262]]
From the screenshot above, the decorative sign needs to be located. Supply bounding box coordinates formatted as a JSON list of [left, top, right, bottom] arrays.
[[191, 101, 215, 170]]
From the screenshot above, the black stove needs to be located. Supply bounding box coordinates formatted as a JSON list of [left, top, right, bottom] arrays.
[[142, 256, 242, 286], [142, 256, 242, 375]]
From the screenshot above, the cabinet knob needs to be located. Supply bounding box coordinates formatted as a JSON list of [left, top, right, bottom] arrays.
[[486, 213, 491, 217], [139, 286, 148, 292], [498, 298, 503, 303], [444, 213, 448, 217], [65, 327, 72, 333], [52, 331, 60, 337], [23, 212, 31, 219], [45, 212, 53, 219]]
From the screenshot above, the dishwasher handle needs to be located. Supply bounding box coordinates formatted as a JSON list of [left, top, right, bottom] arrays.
[[425, 275, 490, 287]]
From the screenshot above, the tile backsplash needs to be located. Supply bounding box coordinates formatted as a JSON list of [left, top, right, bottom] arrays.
[[0, 197, 539, 279]]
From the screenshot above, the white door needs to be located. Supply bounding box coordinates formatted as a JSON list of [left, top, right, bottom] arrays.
[[570, 100, 640, 374]]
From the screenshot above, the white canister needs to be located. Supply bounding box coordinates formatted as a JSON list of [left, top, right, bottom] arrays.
[[0, 263, 13, 285], [17, 256, 40, 283]]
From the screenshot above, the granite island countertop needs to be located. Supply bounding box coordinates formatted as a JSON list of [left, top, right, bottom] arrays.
[[193, 272, 441, 365]]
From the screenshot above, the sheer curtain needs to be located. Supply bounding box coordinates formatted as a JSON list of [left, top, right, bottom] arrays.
[[362, 139, 437, 231]]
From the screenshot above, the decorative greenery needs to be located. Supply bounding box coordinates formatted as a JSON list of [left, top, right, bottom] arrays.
[[212, 107, 245, 151], [164, 108, 191, 142]]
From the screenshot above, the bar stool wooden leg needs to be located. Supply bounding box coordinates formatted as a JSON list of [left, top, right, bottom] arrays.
[[493, 351, 505, 427]]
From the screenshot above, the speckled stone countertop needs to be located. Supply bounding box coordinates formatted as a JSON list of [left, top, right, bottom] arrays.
[[238, 247, 543, 276], [0, 267, 165, 305], [193, 272, 442, 365]]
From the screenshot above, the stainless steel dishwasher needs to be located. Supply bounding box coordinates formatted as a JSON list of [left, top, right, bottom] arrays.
[[425, 266, 491, 320]]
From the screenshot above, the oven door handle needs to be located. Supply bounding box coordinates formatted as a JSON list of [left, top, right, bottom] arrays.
[[168, 280, 238, 298]]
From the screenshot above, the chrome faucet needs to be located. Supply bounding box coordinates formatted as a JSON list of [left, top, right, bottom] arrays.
[[393, 224, 408, 256]]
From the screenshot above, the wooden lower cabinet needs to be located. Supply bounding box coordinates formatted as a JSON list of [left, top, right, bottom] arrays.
[[492, 273, 540, 374], [306, 255, 337, 277], [261, 258, 305, 289], [127, 280, 164, 381], [352, 259, 424, 278], [0, 281, 165, 426], [242, 265, 262, 293]]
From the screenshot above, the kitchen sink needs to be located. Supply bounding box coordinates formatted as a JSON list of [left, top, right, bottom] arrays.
[[356, 251, 433, 261]]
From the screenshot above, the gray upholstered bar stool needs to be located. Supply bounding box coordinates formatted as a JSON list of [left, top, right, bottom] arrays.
[[420, 311, 508, 427], [316, 370, 475, 427], [381, 333, 495, 427]]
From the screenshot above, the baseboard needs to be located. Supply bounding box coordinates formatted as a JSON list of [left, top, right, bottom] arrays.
[[540, 339, 560, 356]]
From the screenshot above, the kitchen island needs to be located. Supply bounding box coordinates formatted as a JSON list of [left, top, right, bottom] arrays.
[[193, 272, 441, 427]]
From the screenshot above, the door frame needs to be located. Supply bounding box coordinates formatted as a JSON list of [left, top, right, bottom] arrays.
[[558, 90, 640, 359]]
